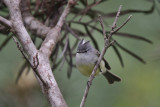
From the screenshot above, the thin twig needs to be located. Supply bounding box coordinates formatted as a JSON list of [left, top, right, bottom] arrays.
[[59, 35, 69, 58], [65, 23, 80, 40], [98, 16, 107, 40], [114, 32, 152, 44], [112, 15, 132, 35], [71, 0, 101, 21], [0, 16, 12, 28], [112, 5, 122, 30], [87, 2, 154, 24], [79, 0, 102, 21], [112, 45, 124, 67], [80, 5, 132, 107], [67, 39, 73, 78], [116, 42, 146, 64], [0, 34, 12, 51]]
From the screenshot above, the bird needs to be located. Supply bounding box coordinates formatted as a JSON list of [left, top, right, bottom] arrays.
[[76, 39, 121, 84]]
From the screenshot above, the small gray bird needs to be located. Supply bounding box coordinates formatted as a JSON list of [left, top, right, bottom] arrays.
[[76, 39, 121, 84]]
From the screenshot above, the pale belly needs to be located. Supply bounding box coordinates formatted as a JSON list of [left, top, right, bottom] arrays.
[[76, 63, 100, 77], [76, 52, 106, 77]]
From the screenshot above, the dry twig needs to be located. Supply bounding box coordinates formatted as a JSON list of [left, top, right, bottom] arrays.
[[80, 5, 132, 107]]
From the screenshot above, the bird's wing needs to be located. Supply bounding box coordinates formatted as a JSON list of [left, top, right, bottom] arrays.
[[95, 50, 111, 70]]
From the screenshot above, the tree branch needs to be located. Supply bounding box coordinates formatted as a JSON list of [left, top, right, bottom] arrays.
[[3, 0, 37, 58], [0, 16, 12, 28], [40, 0, 76, 57], [12, 36, 46, 86], [20, 0, 51, 39], [3, 0, 68, 106], [80, 5, 132, 107]]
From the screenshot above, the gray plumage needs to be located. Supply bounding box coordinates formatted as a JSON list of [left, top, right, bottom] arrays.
[[76, 39, 121, 84]]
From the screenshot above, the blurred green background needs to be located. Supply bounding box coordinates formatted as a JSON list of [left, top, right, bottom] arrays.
[[0, 0, 160, 107]]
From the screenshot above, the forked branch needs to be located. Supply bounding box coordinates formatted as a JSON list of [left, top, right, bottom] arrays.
[[80, 5, 132, 107]]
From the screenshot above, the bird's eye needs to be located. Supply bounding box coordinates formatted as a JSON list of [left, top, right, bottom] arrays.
[[83, 50, 87, 53], [77, 49, 88, 53]]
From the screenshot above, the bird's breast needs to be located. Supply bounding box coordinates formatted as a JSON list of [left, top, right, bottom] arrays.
[[76, 53, 100, 76], [76, 53, 97, 65]]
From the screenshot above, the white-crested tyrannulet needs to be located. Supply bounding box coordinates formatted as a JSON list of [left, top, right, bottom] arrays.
[[76, 39, 121, 84]]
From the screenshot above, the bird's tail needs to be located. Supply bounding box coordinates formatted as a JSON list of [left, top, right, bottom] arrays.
[[103, 71, 121, 84]]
